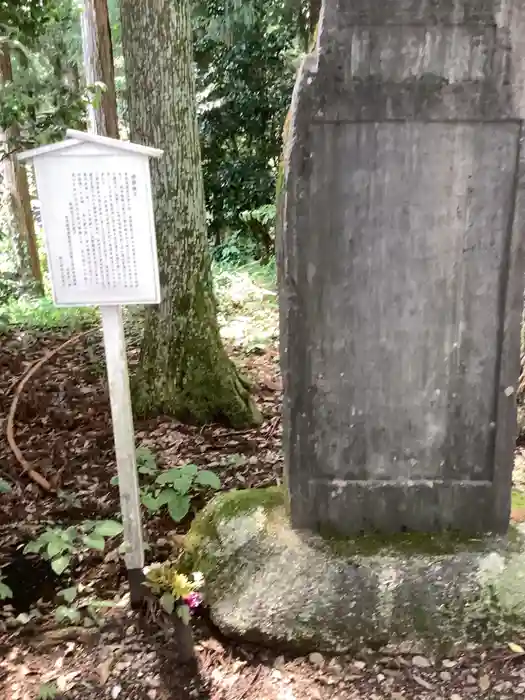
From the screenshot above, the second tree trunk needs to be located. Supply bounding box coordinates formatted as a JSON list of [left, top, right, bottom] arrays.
[[120, 0, 260, 427]]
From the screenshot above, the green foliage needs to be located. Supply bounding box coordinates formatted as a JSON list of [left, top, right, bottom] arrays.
[[144, 463, 221, 522], [37, 682, 59, 700], [54, 585, 114, 626], [112, 446, 221, 523], [0, 296, 98, 331], [0, 574, 13, 600], [194, 1, 295, 259], [0, 0, 86, 152], [24, 520, 124, 575], [0, 478, 12, 493]]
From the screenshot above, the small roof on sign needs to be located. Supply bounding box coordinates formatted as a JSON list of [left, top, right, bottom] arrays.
[[17, 129, 163, 162]]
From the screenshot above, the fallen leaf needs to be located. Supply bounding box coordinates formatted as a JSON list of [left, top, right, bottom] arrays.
[[508, 642, 525, 655], [98, 657, 113, 685], [412, 655, 431, 669], [412, 673, 434, 690], [479, 674, 490, 692]]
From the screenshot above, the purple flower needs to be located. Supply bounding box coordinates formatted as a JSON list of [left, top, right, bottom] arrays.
[[183, 592, 203, 609]]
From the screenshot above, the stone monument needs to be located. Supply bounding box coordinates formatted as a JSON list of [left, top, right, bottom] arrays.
[[279, 0, 525, 535], [185, 2, 525, 652]]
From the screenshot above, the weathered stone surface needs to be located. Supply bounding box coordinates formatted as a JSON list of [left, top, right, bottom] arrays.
[[186, 489, 525, 653], [278, 0, 525, 534]]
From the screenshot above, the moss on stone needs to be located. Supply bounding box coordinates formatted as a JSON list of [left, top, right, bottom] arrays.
[[317, 526, 524, 558], [183, 486, 286, 575], [186, 485, 525, 568]]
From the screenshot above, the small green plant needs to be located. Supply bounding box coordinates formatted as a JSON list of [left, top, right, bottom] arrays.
[[144, 563, 204, 625], [54, 585, 115, 627], [142, 464, 221, 522], [24, 519, 124, 575], [112, 447, 221, 523], [37, 682, 59, 700], [0, 574, 13, 600]]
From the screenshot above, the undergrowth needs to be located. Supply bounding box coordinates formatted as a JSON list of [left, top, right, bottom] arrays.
[[1, 258, 278, 345]]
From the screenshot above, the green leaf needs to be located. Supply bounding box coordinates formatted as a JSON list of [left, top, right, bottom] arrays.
[[167, 492, 191, 523], [177, 603, 191, 626], [155, 489, 175, 507], [178, 464, 199, 479], [136, 446, 156, 466], [82, 534, 106, 551], [155, 468, 187, 486], [55, 605, 81, 624], [160, 592, 175, 614], [24, 539, 44, 554], [138, 465, 156, 476], [0, 581, 13, 599], [92, 520, 123, 537], [47, 538, 67, 559], [141, 493, 161, 512], [51, 555, 71, 575], [110, 475, 119, 486], [0, 478, 12, 493], [195, 470, 221, 490], [59, 587, 77, 604]]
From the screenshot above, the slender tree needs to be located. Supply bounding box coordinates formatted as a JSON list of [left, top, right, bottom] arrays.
[[81, 0, 118, 138], [119, 0, 260, 426], [0, 43, 43, 294]]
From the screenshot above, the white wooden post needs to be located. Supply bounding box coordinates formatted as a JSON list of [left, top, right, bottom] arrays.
[[100, 305, 144, 599]]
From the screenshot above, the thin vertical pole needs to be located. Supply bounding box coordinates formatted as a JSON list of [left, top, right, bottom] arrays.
[[100, 305, 144, 604]]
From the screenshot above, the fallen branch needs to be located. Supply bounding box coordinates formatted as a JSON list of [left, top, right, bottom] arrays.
[[6, 330, 92, 492]]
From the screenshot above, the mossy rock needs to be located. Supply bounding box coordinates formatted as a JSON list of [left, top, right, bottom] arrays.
[[185, 487, 525, 653]]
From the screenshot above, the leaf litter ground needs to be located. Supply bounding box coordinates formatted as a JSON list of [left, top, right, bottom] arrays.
[[2, 294, 525, 698]]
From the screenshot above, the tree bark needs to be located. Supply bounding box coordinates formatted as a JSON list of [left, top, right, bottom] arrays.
[[81, 0, 119, 138], [120, 0, 261, 427], [0, 44, 43, 294]]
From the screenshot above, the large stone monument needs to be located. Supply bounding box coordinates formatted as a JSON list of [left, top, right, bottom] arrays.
[[279, 0, 525, 535], [185, 1, 525, 652]]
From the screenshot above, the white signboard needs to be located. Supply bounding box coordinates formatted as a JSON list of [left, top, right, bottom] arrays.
[[18, 131, 163, 601], [27, 137, 161, 307]]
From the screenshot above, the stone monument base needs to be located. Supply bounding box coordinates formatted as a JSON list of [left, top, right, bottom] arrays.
[[184, 488, 525, 653]]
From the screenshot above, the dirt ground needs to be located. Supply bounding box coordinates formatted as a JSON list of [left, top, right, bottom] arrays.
[[2, 326, 525, 700]]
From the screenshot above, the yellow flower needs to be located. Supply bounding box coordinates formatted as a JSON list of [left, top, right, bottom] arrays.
[[171, 573, 194, 599]]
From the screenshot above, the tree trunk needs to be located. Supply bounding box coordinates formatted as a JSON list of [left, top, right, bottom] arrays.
[[0, 44, 43, 294], [120, 0, 261, 427], [81, 0, 119, 138]]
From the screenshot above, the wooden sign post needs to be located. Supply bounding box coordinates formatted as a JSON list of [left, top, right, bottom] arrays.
[[17, 129, 163, 605]]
